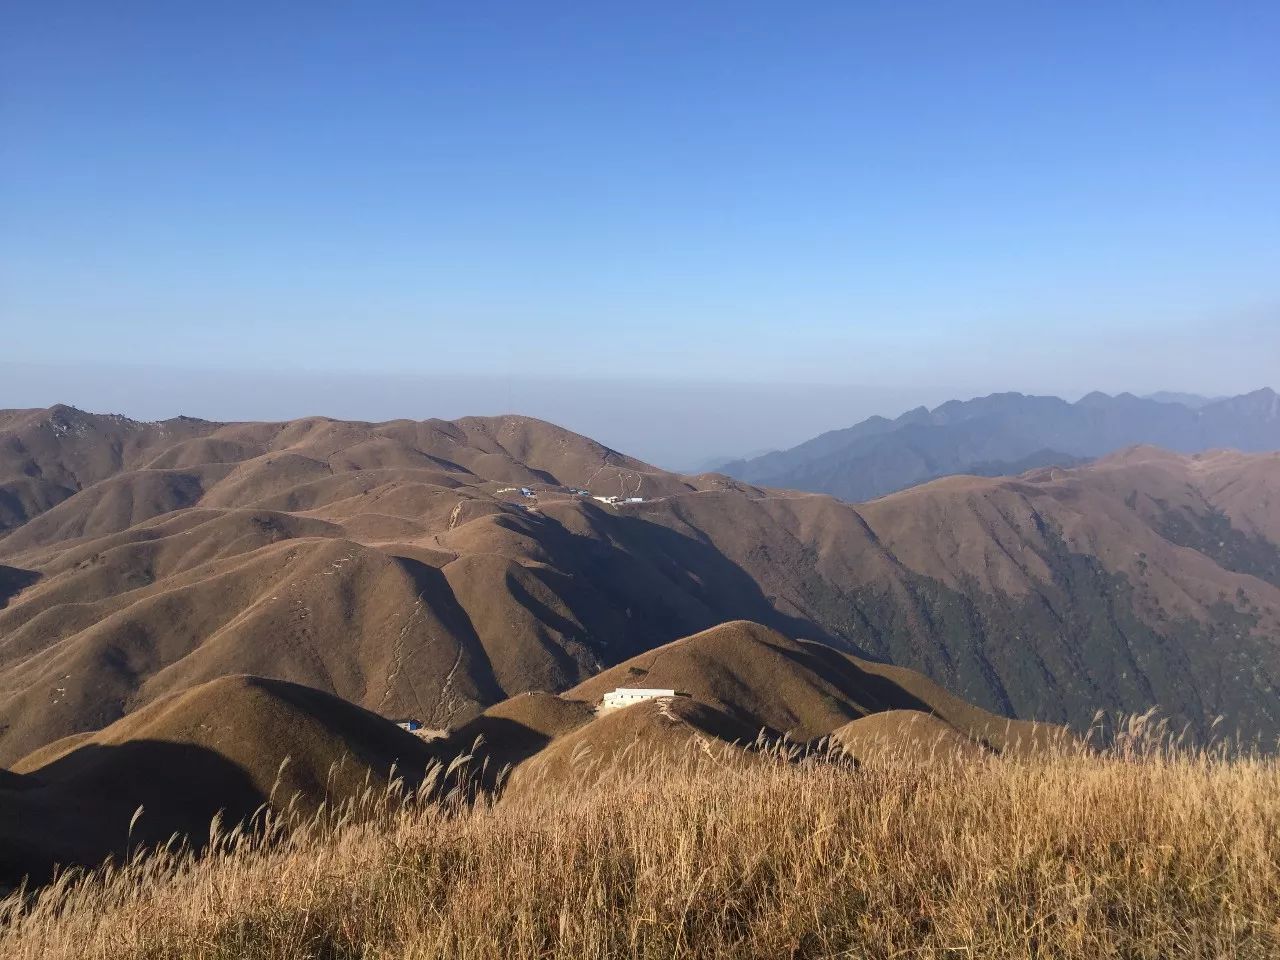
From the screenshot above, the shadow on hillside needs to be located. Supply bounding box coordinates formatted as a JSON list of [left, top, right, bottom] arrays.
[[447, 715, 560, 793], [0, 564, 41, 609], [1, 740, 265, 888], [386, 555, 507, 703], [389, 504, 884, 711], [528, 507, 878, 662], [766, 639, 935, 715]]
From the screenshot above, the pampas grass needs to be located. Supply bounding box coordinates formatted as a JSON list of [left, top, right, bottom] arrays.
[[2, 730, 1277, 959]]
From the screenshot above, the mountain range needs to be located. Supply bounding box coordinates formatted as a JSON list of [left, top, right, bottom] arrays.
[[721, 387, 1280, 501], [2, 403, 1279, 770]]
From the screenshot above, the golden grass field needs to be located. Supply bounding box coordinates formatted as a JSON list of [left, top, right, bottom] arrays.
[[2, 720, 1278, 960]]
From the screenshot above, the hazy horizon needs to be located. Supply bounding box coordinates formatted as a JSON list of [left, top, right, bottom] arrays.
[[2, 359, 1270, 469]]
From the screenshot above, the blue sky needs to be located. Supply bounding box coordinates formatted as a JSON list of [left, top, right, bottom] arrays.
[[2, 1, 1278, 462]]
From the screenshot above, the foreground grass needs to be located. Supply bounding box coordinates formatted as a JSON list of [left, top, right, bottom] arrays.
[[3, 738, 1279, 959]]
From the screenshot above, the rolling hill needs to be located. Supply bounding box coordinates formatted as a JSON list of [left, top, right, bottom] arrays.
[[2, 620, 1056, 886], [1, 404, 1279, 768], [0, 674, 444, 886], [722, 387, 1280, 501], [455, 620, 1058, 795]]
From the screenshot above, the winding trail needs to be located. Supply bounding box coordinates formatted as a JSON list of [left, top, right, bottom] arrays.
[[378, 596, 423, 714], [430, 646, 465, 728]]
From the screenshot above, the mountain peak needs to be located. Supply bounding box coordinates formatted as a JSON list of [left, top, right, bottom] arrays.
[[1075, 391, 1113, 407]]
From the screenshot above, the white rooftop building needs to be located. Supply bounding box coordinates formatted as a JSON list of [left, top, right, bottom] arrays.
[[598, 687, 684, 713]]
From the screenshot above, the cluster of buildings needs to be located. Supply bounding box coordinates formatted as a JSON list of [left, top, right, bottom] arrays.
[[495, 486, 645, 505]]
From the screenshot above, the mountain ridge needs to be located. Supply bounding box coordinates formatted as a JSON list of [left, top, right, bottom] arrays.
[[722, 387, 1280, 501]]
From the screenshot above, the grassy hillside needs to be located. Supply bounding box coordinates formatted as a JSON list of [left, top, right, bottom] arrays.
[[3, 622, 1058, 885], [3, 734, 1277, 959], [0, 674, 445, 887], [5, 407, 1280, 757]]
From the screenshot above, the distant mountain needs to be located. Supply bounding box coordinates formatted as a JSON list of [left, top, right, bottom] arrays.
[[721, 388, 1280, 501]]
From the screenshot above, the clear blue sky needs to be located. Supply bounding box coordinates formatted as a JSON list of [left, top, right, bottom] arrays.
[[2, 2, 1278, 462]]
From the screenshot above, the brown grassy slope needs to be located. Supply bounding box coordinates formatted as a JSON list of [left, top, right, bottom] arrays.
[[830, 709, 988, 763], [445, 620, 1061, 797], [0, 466, 227, 552], [0, 406, 222, 535], [604, 454, 1280, 739], [0, 674, 440, 887], [0, 531, 515, 762], [844, 450, 1280, 736], [0, 407, 764, 763], [3, 405, 1280, 760], [0, 407, 696, 761], [853, 446, 1280, 617], [0, 406, 690, 548], [568, 620, 1054, 749], [2, 744, 1277, 960], [1, 621, 1045, 888], [503, 696, 762, 794], [450, 690, 598, 775], [0, 407, 726, 760]]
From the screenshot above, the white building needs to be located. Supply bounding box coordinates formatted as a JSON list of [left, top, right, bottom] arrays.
[[598, 687, 684, 713]]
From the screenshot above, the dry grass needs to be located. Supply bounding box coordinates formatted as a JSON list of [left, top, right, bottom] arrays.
[[2, 729, 1278, 960]]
